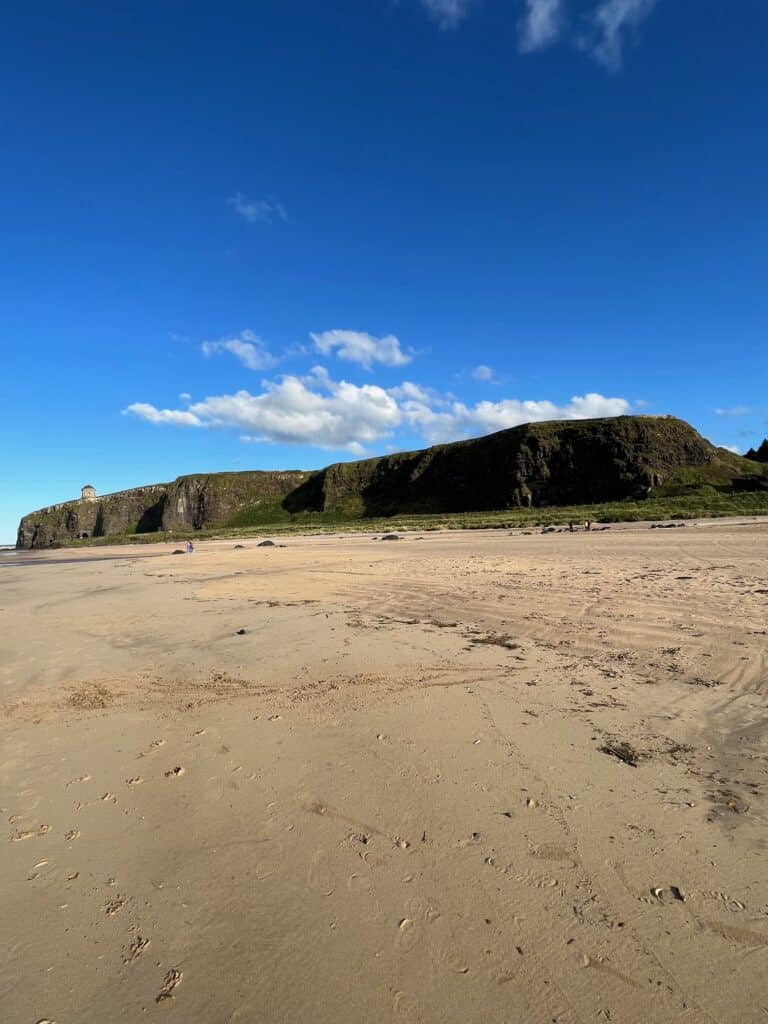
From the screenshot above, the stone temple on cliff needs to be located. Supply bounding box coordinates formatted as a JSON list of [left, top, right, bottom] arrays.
[[81, 484, 96, 501]]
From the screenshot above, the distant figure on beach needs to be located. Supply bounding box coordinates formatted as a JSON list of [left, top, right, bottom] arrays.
[[186, 540, 194, 553], [568, 521, 574, 533]]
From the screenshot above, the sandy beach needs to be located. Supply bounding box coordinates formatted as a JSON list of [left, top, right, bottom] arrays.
[[2, 520, 767, 1023]]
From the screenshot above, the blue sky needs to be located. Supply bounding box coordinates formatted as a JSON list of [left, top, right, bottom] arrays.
[[2, 1, 767, 541]]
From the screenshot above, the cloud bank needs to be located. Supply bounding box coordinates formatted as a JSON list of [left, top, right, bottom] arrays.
[[125, 362, 631, 453], [126, 367, 401, 455], [398, 389, 631, 444]]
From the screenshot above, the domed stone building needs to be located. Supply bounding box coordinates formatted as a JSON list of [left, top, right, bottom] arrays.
[[81, 484, 97, 502]]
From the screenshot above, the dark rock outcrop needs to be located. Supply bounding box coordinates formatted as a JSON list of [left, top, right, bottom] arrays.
[[16, 416, 766, 548], [745, 439, 768, 463]]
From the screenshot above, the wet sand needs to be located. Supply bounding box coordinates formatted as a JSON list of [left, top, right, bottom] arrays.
[[2, 521, 767, 1022]]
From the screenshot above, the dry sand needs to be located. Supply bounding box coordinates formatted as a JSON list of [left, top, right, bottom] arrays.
[[2, 520, 767, 1023]]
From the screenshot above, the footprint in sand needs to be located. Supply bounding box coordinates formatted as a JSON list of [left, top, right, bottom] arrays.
[[64, 829, 80, 841], [432, 937, 471, 975], [700, 890, 747, 912], [406, 896, 441, 923], [514, 868, 559, 889], [138, 739, 165, 759], [308, 850, 336, 896], [347, 872, 371, 895], [253, 838, 283, 881], [104, 896, 127, 917], [393, 990, 415, 1016], [17, 788, 43, 812], [164, 766, 185, 778], [122, 935, 150, 963], [528, 843, 579, 868], [27, 859, 52, 881], [396, 897, 441, 953], [125, 777, 144, 786], [11, 824, 51, 842], [396, 917, 422, 952], [156, 968, 183, 1003], [66, 774, 91, 786]]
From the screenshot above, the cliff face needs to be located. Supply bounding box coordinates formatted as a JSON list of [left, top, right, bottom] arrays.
[[161, 472, 310, 531], [312, 415, 746, 516], [16, 473, 309, 549], [17, 416, 766, 548], [16, 486, 169, 550]]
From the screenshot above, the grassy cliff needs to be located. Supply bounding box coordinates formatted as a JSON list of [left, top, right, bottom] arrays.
[[17, 416, 768, 548], [288, 415, 765, 519]]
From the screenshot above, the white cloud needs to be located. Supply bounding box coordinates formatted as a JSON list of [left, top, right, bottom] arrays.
[[227, 193, 286, 224], [561, 393, 631, 419], [178, 392, 192, 402], [589, 0, 659, 71], [519, 0, 563, 53], [719, 444, 742, 455], [123, 403, 202, 427], [401, 391, 631, 444], [412, 0, 657, 69], [389, 381, 433, 403], [471, 364, 495, 382], [420, 0, 477, 30], [201, 330, 277, 371], [311, 330, 412, 370], [126, 362, 632, 454], [714, 406, 750, 417], [125, 371, 401, 453]]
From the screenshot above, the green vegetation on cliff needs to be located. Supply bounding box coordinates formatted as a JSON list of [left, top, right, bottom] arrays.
[[17, 416, 768, 548]]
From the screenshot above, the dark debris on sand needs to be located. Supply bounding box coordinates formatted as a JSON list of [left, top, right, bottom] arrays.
[[599, 740, 645, 768]]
